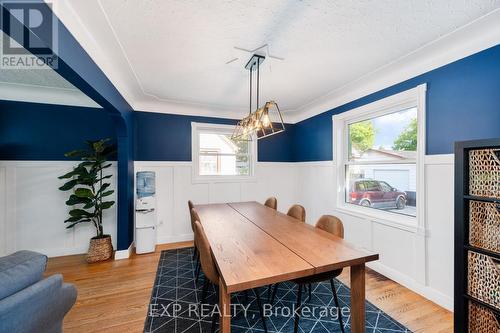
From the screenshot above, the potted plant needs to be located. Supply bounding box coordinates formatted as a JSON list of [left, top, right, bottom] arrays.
[[58, 139, 116, 263]]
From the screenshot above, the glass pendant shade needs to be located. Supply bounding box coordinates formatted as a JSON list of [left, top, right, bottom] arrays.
[[232, 101, 285, 140], [231, 54, 285, 141]]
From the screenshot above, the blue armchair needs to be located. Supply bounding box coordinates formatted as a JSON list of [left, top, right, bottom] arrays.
[[0, 251, 77, 333]]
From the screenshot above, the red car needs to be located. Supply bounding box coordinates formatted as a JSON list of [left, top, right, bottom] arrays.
[[349, 179, 407, 209]]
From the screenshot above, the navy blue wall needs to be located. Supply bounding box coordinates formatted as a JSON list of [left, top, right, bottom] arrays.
[[0, 100, 116, 160], [1, 1, 136, 251], [134, 111, 295, 162], [0, 104, 295, 162], [293, 44, 500, 161], [3, 45, 499, 164]]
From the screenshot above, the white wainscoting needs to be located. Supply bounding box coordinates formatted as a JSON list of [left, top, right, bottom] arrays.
[[0, 156, 454, 310], [294, 154, 455, 310], [0, 161, 117, 258], [134, 161, 300, 245]]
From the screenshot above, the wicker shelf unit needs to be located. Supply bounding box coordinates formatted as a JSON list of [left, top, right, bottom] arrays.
[[454, 138, 500, 332]]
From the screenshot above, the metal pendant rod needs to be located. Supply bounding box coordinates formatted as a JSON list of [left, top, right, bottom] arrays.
[[257, 59, 260, 108], [249, 65, 252, 115]]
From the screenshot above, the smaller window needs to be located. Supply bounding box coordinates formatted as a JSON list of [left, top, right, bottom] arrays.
[[192, 123, 257, 181]]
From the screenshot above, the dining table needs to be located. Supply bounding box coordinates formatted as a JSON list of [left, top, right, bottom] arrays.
[[194, 201, 379, 333]]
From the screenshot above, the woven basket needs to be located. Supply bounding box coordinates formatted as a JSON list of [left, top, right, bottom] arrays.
[[469, 149, 500, 199], [87, 235, 113, 263], [469, 200, 500, 255], [468, 251, 500, 309], [469, 302, 500, 333]]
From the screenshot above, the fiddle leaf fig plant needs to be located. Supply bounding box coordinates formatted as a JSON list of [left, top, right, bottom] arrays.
[[58, 138, 116, 238]]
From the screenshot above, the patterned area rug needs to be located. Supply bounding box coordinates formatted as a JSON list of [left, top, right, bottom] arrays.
[[144, 248, 411, 333]]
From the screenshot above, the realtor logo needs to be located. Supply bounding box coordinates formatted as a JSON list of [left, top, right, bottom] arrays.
[[1, 0, 58, 69]]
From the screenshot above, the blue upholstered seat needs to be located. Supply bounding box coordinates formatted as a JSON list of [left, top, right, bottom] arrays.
[[0, 251, 77, 333]]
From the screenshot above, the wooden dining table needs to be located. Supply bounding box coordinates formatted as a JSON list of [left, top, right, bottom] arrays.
[[194, 201, 379, 333]]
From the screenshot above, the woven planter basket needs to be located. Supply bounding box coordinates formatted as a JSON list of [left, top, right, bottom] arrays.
[[87, 235, 113, 263]]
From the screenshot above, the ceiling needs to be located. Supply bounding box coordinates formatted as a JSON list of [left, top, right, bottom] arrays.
[[49, 1, 500, 120], [0, 32, 99, 107]]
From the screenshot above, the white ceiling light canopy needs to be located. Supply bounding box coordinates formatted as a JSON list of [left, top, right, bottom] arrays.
[[232, 54, 285, 141]]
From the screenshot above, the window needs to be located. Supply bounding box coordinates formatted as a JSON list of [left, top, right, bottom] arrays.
[[192, 122, 256, 181], [333, 85, 426, 225]]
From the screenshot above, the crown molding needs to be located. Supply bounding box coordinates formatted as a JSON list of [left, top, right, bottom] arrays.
[[0, 82, 100, 108], [49, 0, 142, 107], [52, 3, 499, 123], [138, 6, 500, 124], [133, 99, 251, 120], [286, 9, 500, 124]]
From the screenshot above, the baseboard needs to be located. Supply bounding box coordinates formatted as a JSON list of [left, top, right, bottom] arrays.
[[114, 242, 133, 260], [367, 261, 453, 311], [28, 246, 88, 258], [157, 233, 194, 245]]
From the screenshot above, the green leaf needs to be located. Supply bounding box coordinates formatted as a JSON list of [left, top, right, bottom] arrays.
[[96, 183, 110, 195], [65, 195, 92, 206], [92, 139, 110, 153], [65, 219, 91, 229], [96, 175, 112, 182], [69, 209, 94, 217], [75, 188, 94, 198], [64, 149, 91, 159], [99, 201, 115, 210], [59, 179, 78, 191], [83, 201, 95, 209], [100, 190, 114, 198], [64, 216, 86, 223], [58, 168, 81, 179]]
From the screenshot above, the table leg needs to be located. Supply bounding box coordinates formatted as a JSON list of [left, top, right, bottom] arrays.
[[219, 277, 231, 333], [350, 263, 366, 333]]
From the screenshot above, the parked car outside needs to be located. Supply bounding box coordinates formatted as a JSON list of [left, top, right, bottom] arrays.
[[349, 179, 407, 210]]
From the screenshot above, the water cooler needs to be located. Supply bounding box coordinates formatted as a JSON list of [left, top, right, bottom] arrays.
[[135, 171, 157, 254]]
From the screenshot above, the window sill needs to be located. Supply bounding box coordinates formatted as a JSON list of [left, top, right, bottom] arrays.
[[334, 203, 419, 233], [191, 175, 258, 184]]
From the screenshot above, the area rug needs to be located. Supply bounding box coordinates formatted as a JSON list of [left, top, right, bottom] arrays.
[[144, 248, 412, 333]]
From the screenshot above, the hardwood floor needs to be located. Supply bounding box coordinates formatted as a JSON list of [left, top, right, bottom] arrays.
[[46, 242, 453, 333]]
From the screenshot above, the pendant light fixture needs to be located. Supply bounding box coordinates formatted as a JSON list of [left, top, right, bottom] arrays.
[[232, 54, 285, 141]]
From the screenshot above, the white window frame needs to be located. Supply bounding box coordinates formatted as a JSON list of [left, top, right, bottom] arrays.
[[332, 84, 426, 231], [191, 122, 257, 183]]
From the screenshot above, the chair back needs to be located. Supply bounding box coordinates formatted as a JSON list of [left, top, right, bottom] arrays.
[[188, 201, 195, 231], [315, 215, 344, 239], [264, 197, 277, 210], [193, 221, 219, 285], [189, 207, 201, 232], [287, 204, 306, 222]]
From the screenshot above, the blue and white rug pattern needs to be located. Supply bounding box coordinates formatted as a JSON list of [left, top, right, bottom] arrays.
[[144, 248, 411, 333]]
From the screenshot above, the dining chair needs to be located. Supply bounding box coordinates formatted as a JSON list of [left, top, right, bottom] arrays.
[[190, 207, 202, 281], [269, 215, 346, 333], [287, 204, 306, 222], [188, 201, 196, 257], [267, 204, 305, 299], [264, 197, 277, 210], [267, 203, 306, 299], [193, 221, 268, 333]]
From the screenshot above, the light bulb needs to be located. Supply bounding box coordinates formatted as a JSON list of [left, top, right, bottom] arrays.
[[262, 113, 270, 127]]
